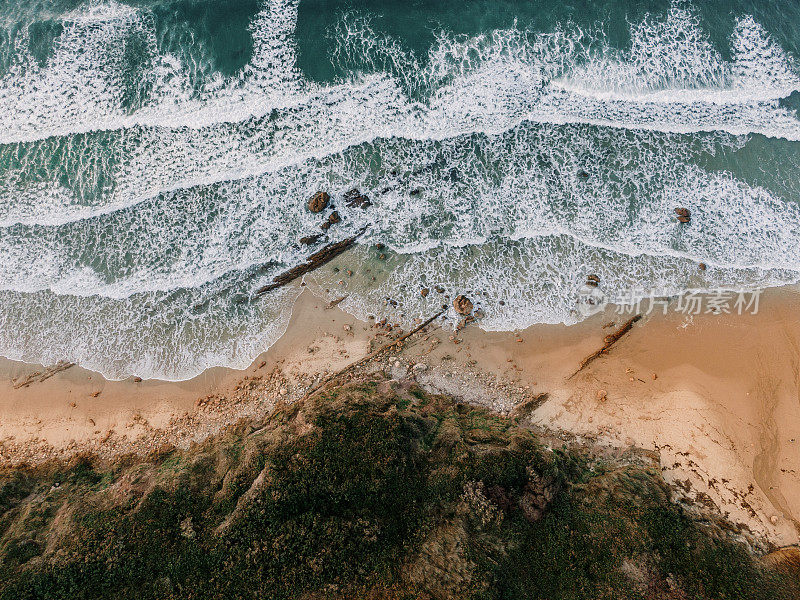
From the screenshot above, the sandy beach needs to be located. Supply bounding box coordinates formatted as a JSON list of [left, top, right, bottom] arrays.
[[1, 284, 799, 549]]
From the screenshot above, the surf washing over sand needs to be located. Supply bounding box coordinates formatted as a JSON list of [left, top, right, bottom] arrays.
[[1, 0, 800, 380]]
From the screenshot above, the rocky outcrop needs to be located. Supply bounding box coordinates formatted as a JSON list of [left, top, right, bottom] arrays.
[[255, 227, 366, 297]]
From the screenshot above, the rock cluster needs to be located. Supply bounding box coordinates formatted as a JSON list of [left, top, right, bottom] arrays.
[[344, 188, 372, 209]]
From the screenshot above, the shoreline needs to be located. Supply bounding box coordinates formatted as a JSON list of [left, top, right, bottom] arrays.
[[1, 284, 800, 548]]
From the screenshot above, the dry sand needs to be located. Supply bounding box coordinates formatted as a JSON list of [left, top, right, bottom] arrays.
[[1, 284, 799, 549]]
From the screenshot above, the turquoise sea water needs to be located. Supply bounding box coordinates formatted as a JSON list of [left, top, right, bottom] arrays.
[[1, 0, 800, 380]]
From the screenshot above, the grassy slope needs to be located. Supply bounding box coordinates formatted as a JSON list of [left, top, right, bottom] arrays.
[[0, 377, 796, 600]]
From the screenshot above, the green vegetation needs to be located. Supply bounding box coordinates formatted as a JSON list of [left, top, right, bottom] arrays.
[[0, 377, 796, 599]]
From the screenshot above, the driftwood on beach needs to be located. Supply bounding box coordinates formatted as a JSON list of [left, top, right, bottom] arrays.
[[254, 227, 367, 298], [568, 315, 642, 379]]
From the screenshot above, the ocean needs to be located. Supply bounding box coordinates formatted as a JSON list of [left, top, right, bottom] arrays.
[[1, 0, 799, 380]]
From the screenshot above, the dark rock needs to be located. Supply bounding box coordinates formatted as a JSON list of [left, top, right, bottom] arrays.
[[320, 221, 331, 231], [328, 211, 341, 224], [410, 188, 423, 196], [586, 274, 600, 287], [578, 170, 590, 179], [698, 262, 707, 271], [344, 189, 372, 209], [375, 243, 385, 251], [421, 288, 429, 297], [299, 234, 322, 246], [453, 295, 474, 316], [308, 191, 330, 213]]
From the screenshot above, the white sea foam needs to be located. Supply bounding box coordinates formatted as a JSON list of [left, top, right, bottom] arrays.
[[0, 0, 799, 379]]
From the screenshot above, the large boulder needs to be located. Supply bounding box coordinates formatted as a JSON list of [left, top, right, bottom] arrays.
[[453, 295, 473, 315], [308, 191, 330, 213]]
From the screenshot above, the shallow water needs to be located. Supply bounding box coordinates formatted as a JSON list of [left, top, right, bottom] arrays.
[[1, 0, 799, 380]]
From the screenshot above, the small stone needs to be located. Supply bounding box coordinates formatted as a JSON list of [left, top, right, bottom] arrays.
[[328, 210, 341, 224], [770, 515, 779, 525], [132, 377, 143, 383], [413, 363, 427, 371], [279, 388, 287, 396], [596, 390, 607, 402], [698, 262, 707, 271], [343, 324, 352, 332], [308, 191, 330, 213]]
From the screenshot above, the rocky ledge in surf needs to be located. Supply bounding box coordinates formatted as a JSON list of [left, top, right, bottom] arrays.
[[344, 188, 372, 209], [0, 376, 795, 600], [255, 227, 367, 297]]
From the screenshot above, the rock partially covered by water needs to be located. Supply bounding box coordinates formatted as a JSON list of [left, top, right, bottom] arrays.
[[453, 295, 474, 315], [344, 188, 372, 209], [675, 207, 691, 224], [308, 191, 330, 213], [299, 234, 322, 246]]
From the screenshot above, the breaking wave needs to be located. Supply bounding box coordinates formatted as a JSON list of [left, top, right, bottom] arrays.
[[0, 0, 799, 379]]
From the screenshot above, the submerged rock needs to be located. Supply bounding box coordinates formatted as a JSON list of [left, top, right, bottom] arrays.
[[299, 234, 322, 246], [344, 189, 372, 209]]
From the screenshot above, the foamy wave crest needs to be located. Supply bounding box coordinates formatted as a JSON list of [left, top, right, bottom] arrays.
[[1, 0, 800, 379]]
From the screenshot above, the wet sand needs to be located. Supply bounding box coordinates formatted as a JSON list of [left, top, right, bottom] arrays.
[[1, 284, 799, 548]]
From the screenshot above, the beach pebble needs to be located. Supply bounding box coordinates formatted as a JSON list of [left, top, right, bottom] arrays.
[[771, 515, 779, 525], [413, 363, 427, 371]]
